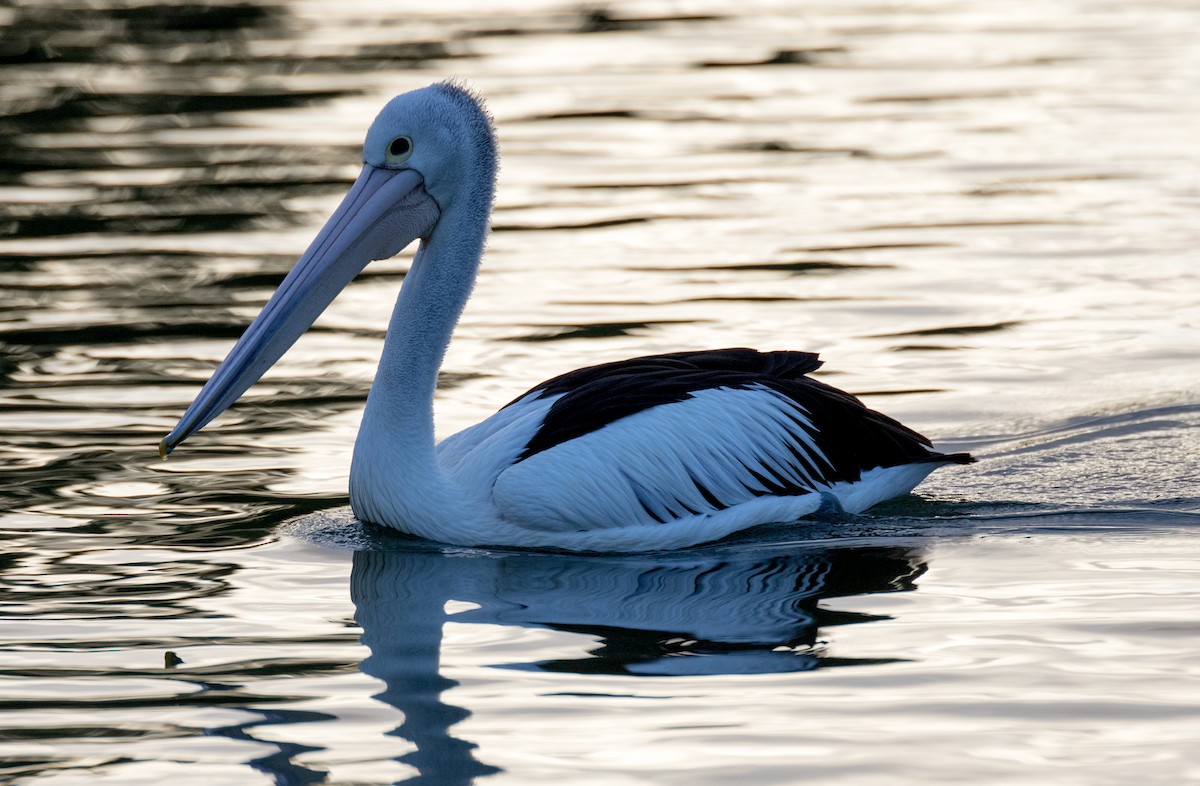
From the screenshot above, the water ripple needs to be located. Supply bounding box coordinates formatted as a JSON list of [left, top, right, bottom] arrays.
[[1, 0, 1198, 783]]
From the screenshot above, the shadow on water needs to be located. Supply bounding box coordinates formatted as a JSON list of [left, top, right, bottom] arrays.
[[349, 538, 926, 782]]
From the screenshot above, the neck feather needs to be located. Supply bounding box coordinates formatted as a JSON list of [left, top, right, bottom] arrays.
[[349, 192, 494, 539]]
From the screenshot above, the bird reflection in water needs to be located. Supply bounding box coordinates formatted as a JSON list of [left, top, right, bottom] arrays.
[[351, 541, 926, 783]]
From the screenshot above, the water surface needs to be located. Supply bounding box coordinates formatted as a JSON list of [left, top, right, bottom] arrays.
[[1, 1, 1198, 784]]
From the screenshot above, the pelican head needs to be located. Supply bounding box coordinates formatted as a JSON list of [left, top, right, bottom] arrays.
[[160, 82, 497, 457]]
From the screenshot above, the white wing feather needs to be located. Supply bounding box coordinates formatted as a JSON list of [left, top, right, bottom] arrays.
[[491, 385, 833, 533]]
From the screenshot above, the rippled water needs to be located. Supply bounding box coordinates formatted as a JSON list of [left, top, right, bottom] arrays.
[[2, 1, 1198, 783]]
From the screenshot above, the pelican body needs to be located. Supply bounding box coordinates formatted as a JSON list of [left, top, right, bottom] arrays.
[[161, 82, 972, 552]]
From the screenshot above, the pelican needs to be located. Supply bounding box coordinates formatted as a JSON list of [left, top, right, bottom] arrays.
[[160, 82, 973, 552]]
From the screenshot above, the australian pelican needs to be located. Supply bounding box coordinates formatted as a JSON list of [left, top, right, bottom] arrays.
[[160, 82, 973, 552]]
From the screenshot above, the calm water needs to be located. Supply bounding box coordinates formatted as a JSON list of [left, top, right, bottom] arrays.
[[1, 1, 1198, 783]]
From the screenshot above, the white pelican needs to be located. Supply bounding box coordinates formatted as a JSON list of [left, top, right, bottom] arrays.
[[161, 82, 973, 552]]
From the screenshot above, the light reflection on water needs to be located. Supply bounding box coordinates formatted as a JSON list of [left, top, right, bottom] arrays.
[[1, 0, 1199, 783]]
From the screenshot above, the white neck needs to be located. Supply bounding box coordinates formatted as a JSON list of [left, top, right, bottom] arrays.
[[348, 198, 497, 542]]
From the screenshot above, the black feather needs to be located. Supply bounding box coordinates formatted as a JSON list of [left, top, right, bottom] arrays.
[[506, 348, 972, 486]]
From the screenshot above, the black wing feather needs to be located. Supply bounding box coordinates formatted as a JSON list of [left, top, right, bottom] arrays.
[[507, 348, 972, 483]]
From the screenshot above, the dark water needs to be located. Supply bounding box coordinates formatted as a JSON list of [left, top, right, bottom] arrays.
[[2, 1, 1198, 784]]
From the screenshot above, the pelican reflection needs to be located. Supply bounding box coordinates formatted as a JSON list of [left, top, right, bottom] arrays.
[[351, 540, 926, 782]]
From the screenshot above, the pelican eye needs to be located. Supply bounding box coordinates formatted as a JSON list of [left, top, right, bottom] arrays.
[[385, 135, 414, 164]]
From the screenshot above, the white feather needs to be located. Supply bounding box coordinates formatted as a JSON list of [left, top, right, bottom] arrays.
[[492, 386, 832, 532], [437, 392, 556, 481]]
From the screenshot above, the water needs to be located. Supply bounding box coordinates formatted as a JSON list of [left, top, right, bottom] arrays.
[[1, 0, 1198, 783]]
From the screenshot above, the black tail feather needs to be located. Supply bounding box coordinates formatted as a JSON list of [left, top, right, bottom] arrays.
[[925, 452, 975, 465]]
